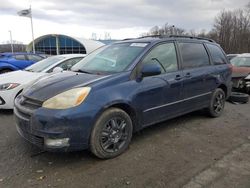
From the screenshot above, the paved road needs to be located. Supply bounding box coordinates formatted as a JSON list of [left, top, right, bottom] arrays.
[[0, 102, 250, 188]]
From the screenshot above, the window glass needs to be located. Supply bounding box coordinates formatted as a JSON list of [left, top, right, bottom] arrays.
[[25, 56, 65, 72], [230, 57, 250, 67], [179, 43, 210, 69], [48, 57, 84, 72], [207, 44, 227, 65], [27, 55, 43, 62], [14, 55, 26, 60], [141, 43, 178, 73]]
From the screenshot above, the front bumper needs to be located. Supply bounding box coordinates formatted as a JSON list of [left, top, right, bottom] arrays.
[[232, 77, 250, 93], [0, 87, 21, 109], [245, 79, 250, 92], [14, 96, 100, 152]]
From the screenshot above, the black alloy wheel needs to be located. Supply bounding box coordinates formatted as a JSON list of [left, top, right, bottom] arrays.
[[213, 91, 225, 114], [206, 88, 226, 117], [90, 108, 133, 159], [100, 117, 129, 153]]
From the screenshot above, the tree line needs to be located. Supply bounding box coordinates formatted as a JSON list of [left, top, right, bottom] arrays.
[[0, 41, 26, 53], [142, 3, 250, 54]]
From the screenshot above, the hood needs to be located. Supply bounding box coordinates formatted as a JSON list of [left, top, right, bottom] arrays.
[[23, 71, 109, 101], [0, 70, 45, 84]]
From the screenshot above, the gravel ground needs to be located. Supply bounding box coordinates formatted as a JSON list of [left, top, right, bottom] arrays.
[[0, 102, 250, 188]]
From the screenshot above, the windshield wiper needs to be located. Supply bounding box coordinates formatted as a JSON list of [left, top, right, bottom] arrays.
[[75, 69, 93, 74]]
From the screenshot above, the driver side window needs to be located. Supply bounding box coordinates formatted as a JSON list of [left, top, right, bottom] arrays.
[[141, 43, 178, 74]]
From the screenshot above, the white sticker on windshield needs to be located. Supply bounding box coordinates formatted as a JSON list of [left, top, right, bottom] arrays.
[[130, 43, 148, 47]]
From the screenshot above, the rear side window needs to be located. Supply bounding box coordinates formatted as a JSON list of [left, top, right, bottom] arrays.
[[48, 57, 83, 72], [206, 44, 227, 65], [14, 55, 26, 60], [27, 55, 43, 62], [179, 43, 210, 69]]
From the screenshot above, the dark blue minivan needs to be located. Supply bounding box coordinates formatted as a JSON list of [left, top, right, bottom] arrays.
[[14, 36, 232, 158]]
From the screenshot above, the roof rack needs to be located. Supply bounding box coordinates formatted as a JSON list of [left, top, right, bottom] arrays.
[[169, 35, 215, 43], [137, 35, 167, 39], [136, 35, 215, 43], [122, 38, 135, 41]]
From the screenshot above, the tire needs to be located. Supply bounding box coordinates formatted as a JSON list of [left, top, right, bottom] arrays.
[[206, 88, 226, 118], [90, 108, 133, 159], [0, 69, 12, 74], [228, 92, 249, 103]]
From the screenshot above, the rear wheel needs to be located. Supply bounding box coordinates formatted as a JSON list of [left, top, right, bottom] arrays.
[[206, 88, 225, 117], [0, 69, 12, 74], [90, 108, 133, 159]]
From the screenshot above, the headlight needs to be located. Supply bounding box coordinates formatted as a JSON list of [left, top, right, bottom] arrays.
[[0, 83, 20, 91], [42, 87, 91, 109]]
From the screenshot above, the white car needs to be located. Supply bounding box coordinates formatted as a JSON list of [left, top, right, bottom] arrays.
[[0, 54, 85, 109]]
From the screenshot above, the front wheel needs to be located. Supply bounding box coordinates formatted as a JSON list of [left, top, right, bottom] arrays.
[[90, 108, 133, 159], [206, 88, 226, 118]]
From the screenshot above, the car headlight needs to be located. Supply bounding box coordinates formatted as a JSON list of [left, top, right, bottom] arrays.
[[0, 83, 20, 91], [42, 87, 91, 109]]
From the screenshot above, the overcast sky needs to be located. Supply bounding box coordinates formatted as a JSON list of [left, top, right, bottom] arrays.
[[0, 0, 249, 44]]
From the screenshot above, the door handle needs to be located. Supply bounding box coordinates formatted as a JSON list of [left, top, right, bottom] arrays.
[[175, 75, 182, 80], [185, 73, 191, 78]]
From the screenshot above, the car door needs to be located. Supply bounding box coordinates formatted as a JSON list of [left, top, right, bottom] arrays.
[[135, 42, 183, 126], [12, 54, 32, 69], [178, 42, 212, 112], [206, 43, 231, 92]]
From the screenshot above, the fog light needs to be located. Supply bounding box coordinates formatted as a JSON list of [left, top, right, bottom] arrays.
[[45, 138, 70, 148]]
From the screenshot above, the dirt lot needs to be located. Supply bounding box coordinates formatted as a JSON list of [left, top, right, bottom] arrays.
[[0, 102, 250, 188]]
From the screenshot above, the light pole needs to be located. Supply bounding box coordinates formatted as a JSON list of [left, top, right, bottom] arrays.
[[8, 30, 14, 53], [29, 5, 35, 54]]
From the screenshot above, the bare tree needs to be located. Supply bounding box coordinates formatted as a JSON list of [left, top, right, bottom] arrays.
[[208, 5, 250, 53], [142, 23, 186, 36], [142, 4, 250, 54]]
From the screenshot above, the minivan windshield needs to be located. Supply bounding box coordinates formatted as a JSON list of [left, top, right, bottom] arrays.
[[71, 42, 149, 74], [230, 57, 250, 67], [25, 56, 65, 72]]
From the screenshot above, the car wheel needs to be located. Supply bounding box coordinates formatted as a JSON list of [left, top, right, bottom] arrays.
[[206, 88, 226, 118], [0, 69, 12, 74], [228, 92, 249, 103], [90, 108, 133, 159]]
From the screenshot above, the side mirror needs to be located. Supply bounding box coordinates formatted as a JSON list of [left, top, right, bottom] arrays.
[[52, 67, 63, 73], [141, 63, 161, 77]]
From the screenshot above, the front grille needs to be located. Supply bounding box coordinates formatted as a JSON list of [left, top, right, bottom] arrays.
[[17, 125, 44, 148], [15, 95, 44, 148], [21, 96, 43, 110], [15, 95, 43, 120], [15, 107, 31, 120]]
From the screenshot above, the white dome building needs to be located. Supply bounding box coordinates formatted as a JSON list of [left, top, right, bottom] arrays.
[[26, 34, 104, 55]]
